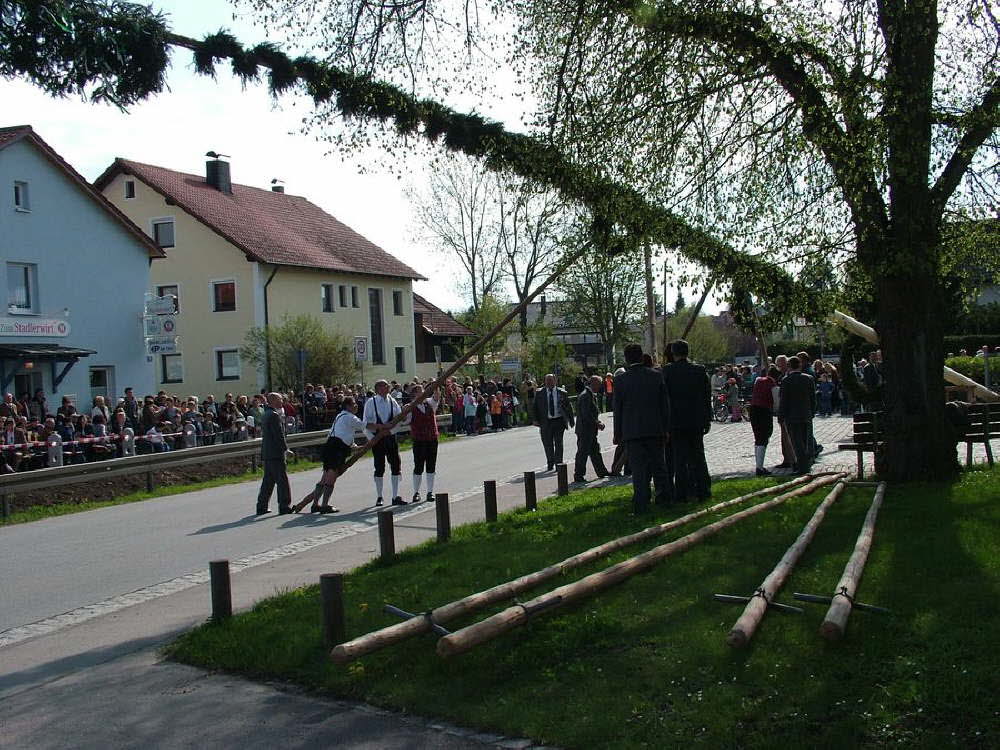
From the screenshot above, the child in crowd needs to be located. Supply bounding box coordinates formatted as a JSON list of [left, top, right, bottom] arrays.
[[817, 373, 835, 417]]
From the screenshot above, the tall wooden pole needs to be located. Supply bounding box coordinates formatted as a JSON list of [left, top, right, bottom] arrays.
[[681, 275, 715, 340], [643, 244, 657, 357]]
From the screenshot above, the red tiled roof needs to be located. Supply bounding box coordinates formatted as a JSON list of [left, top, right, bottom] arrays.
[[413, 293, 476, 337], [0, 126, 164, 258], [94, 159, 425, 280]]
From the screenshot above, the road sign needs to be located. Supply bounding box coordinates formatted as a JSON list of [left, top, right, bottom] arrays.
[[145, 294, 177, 316], [296, 348, 308, 369], [354, 336, 368, 362], [500, 356, 521, 373], [146, 336, 178, 354], [144, 315, 178, 337]]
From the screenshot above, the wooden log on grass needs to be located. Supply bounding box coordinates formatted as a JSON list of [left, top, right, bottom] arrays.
[[820, 481, 887, 641], [436, 473, 847, 658], [330, 474, 818, 663], [727, 480, 849, 648]]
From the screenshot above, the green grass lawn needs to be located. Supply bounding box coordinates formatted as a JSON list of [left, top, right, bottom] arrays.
[[168, 467, 1000, 748], [1, 432, 454, 526]]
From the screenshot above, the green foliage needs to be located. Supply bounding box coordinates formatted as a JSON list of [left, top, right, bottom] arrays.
[[943, 334, 1000, 355], [455, 294, 513, 373], [512, 321, 571, 381], [945, 357, 995, 386], [946, 304, 1000, 337], [170, 468, 1000, 748], [240, 314, 357, 390], [658, 309, 730, 363]]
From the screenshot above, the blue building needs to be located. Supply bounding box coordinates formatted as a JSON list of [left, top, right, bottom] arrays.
[[0, 126, 162, 409]]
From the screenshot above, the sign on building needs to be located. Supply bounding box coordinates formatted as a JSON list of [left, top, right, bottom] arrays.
[[144, 315, 179, 337], [145, 294, 177, 316], [500, 356, 521, 373], [146, 336, 179, 355], [354, 336, 368, 362], [0, 317, 70, 337]]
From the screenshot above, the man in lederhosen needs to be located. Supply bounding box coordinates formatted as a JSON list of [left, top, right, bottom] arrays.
[[363, 379, 406, 506]]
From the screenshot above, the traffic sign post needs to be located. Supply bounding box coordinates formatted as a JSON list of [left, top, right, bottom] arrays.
[[354, 337, 368, 386]]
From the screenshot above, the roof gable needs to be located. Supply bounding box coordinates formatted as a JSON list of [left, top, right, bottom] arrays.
[[0, 126, 164, 259], [413, 293, 476, 337], [94, 159, 425, 280]]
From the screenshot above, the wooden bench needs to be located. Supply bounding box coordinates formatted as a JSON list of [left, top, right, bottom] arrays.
[[838, 404, 998, 478]]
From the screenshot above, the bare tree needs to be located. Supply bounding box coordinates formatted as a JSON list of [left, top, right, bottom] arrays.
[[411, 155, 504, 312]]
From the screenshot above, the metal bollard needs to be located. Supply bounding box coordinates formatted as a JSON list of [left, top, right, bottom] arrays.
[[557, 463, 569, 496], [122, 428, 136, 457], [1, 494, 10, 520], [209, 559, 232, 623], [320, 573, 346, 648], [524, 471, 537, 511], [484, 480, 498, 522], [435, 492, 451, 542], [377, 510, 395, 561], [146, 471, 155, 492]]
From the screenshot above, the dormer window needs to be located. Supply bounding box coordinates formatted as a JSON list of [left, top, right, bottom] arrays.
[[124, 179, 136, 199]]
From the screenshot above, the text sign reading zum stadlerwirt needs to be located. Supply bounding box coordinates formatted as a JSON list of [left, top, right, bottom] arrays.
[[0, 318, 70, 337]]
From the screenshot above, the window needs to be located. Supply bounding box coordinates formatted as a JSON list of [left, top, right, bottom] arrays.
[[152, 218, 174, 248], [338, 284, 347, 308], [392, 290, 404, 316], [368, 288, 385, 364], [215, 349, 240, 380], [13, 181, 30, 211], [124, 180, 136, 199], [212, 280, 236, 312], [351, 285, 360, 308], [395, 346, 405, 374], [156, 284, 180, 313], [161, 354, 183, 384], [321, 283, 334, 313], [6, 262, 37, 314]]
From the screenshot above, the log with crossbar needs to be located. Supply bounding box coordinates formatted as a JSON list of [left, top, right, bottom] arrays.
[[726, 480, 849, 648], [435, 473, 847, 658], [329, 475, 817, 663], [819, 481, 888, 640]]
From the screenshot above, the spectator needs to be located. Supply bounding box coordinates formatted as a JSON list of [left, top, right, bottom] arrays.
[[57, 396, 76, 420], [91, 395, 110, 424]]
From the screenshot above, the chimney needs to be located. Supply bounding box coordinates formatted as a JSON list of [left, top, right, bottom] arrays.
[[271, 178, 284, 193], [205, 152, 232, 194], [540, 294, 547, 317]]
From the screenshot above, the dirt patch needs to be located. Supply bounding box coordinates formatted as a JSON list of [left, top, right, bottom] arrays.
[[6, 450, 320, 513]]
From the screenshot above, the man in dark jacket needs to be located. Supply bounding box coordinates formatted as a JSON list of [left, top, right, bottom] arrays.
[[532, 373, 575, 471], [614, 343, 672, 513], [778, 356, 817, 475], [662, 339, 712, 501], [256, 392, 292, 515], [574, 375, 610, 483]]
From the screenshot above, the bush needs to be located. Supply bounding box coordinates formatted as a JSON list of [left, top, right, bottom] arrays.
[[945, 356, 999, 386], [943, 335, 1000, 356]]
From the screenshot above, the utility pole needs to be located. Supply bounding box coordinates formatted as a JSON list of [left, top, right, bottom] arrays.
[[643, 244, 656, 357]]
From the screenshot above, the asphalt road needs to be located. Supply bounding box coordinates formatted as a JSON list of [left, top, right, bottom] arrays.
[[0, 420, 609, 636]]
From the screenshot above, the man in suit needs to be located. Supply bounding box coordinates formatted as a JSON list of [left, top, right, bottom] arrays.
[[574, 375, 610, 483], [256, 392, 293, 515], [662, 339, 712, 502], [614, 343, 672, 513], [778, 356, 817, 475], [532, 373, 575, 471]]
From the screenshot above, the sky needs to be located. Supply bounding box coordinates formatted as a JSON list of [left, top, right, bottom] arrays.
[[1, 0, 720, 316]]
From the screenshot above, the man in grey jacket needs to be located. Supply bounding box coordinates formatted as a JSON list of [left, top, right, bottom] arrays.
[[256, 392, 292, 515], [778, 357, 817, 475], [574, 375, 610, 483]]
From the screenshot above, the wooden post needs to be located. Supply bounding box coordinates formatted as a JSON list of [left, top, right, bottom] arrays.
[[557, 463, 569, 496], [209, 559, 232, 623], [377, 510, 395, 561], [320, 573, 346, 648], [329, 475, 819, 663], [251, 455, 259, 472], [437, 473, 847, 657], [524, 471, 537, 511], [820, 482, 887, 641], [1, 494, 10, 520], [435, 492, 451, 542], [146, 471, 155, 492], [727, 480, 848, 648], [484, 480, 498, 522]]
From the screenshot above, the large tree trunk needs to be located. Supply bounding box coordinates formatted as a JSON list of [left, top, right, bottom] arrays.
[[875, 270, 958, 481]]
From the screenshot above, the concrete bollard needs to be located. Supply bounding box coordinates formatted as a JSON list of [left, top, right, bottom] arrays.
[[435, 492, 451, 542], [524, 471, 537, 511], [209, 559, 232, 623], [484, 480, 498, 522], [182, 423, 197, 449], [377, 510, 395, 561], [46, 434, 63, 467], [557, 463, 569, 496], [320, 573, 346, 648]]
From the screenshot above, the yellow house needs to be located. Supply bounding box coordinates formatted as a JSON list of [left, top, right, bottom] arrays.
[[95, 156, 424, 397]]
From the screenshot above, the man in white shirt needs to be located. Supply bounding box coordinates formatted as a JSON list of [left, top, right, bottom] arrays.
[[531, 373, 575, 471], [363, 379, 406, 506]]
